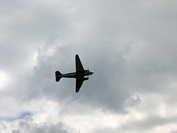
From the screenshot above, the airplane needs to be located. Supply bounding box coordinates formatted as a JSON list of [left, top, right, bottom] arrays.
[[55, 54, 93, 93]]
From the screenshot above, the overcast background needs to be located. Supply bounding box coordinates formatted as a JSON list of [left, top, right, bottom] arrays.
[[1, 0, 177, 133]]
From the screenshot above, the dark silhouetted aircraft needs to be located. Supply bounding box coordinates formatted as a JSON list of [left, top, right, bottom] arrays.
[[55, 54, 93, 93]]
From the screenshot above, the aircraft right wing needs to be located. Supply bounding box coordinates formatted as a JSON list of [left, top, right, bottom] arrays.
[[76, 79, 84, 92], [75, 54, 84, 72]]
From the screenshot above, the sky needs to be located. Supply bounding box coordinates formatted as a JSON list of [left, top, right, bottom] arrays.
[[0, 0, 177, 133]]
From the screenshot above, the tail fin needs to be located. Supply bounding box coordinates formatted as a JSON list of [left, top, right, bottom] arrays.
[[55, 71, 62, 82]]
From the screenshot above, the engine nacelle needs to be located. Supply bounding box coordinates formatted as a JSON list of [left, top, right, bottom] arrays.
[[84, 77, 89, 80]]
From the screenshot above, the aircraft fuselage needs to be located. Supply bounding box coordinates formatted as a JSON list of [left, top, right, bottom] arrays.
[[60, 71, 93, 78]]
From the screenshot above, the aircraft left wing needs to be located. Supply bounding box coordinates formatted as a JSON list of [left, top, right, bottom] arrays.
[[76, 79, 84, 92], [75, 54, 84, 72]]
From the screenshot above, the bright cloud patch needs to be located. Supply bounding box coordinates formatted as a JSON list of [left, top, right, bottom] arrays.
[[0, 71, 10, 89]]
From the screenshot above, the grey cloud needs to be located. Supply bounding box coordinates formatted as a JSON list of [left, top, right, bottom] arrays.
[[26, 0, 177, 113], [170, 131, 177, 133], [137, 116, 177, 129], [29, 40, 130, 112], [120, 115, 177, 132], [48, 122, 75, 133], [25, 1, 143, 112], [12, 119, 73, 133], [0, 1, 74, 72]]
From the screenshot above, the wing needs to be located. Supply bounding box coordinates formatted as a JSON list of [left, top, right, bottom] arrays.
[[75, 54, 84, 72], [76, 79, 84, 93]]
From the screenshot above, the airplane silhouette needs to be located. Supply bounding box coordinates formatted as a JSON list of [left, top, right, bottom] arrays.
[[55, 54, 93, 92]]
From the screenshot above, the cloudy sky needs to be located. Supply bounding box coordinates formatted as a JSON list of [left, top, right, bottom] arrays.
[[1, 0, 177, 133]]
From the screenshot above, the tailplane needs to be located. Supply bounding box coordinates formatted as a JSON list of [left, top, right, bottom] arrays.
[[55, 71, 62, 82]]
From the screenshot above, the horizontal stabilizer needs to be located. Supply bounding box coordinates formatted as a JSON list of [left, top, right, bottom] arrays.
[[56, 77, 61, 82]]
